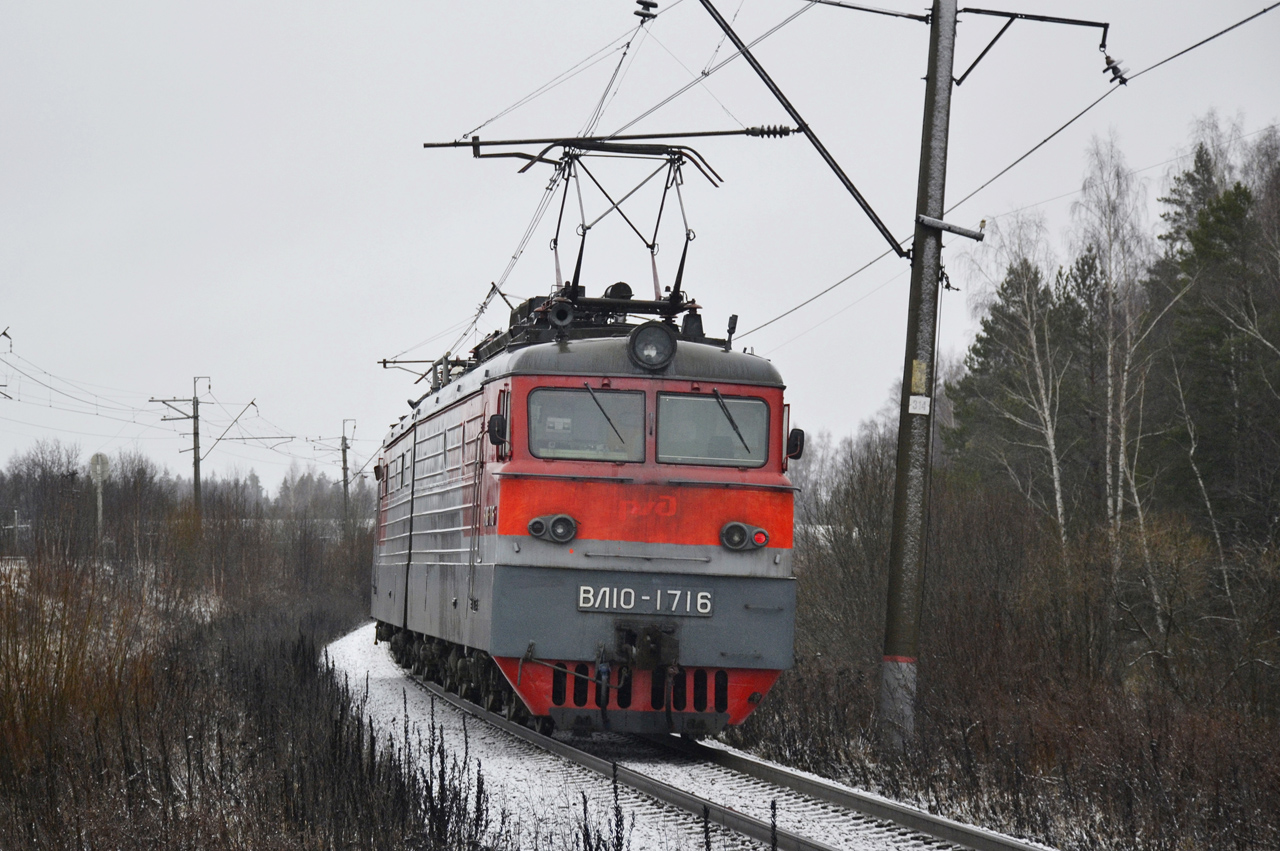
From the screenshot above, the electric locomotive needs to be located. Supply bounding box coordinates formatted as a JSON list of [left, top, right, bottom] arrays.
[[371, 282, 803, 736]]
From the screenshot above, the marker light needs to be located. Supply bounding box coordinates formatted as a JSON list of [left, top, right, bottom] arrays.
[[721, 521, 768, 551], [627, 321, 677, 371]]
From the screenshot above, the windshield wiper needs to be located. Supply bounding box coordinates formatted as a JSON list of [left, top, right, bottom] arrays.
[[583, 383, 626, 444], [712, 389, 751, 453]]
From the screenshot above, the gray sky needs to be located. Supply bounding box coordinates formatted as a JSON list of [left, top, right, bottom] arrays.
[[3, 1, 1277, 494]]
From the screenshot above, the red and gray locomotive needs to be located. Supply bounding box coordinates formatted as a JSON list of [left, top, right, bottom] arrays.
[[372, 282, 803, 736]]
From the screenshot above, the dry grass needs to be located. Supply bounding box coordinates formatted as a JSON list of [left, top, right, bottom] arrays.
[[727, 449, 1280, 851], [0, 444, 630, 850]]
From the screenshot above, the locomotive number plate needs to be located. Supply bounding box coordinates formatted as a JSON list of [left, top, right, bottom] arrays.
[[578, 586, 713, 617]]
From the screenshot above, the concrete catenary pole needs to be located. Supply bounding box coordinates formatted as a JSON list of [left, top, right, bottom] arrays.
[[341, 434, 350, 517], [192, 377, 202, 521], [341, 418, 356, 522], [879, 0, 957, 751], [150, 378, 208, 528], [89, 453, 109, 545]]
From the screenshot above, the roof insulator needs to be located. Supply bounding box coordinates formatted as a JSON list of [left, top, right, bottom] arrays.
[[746, 125, 794, 138]]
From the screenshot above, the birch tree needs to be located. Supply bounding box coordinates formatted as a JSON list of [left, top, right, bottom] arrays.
[[1071, 135, 1153, 566], [949, 215, 1075, 548], [1070, 133, 1195, 637]]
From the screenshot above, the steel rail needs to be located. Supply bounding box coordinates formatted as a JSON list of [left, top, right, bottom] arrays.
[[416, 679, 842, 851], [647, 736, 1050, 851], [407, 672, 1050, 851]]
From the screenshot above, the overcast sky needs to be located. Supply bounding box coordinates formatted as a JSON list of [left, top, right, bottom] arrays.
[[2, 1, 1277, 494]]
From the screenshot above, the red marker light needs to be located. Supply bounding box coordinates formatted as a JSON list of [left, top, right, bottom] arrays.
[[752, 530, 769, 546]]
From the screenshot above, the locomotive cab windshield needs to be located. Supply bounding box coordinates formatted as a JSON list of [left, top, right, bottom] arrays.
[[657, 392, 769, 467], [528, 388, 645, 461], [525, 386, 772, 467]]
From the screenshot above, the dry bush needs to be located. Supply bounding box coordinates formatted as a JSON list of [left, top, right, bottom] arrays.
[[728, 438, 1280, 850], [0, 440, 623, 849], [0, 535, 440, 850], [0, 560, 158, 792]]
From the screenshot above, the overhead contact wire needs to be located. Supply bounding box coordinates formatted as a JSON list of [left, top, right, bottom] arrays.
[[946, 1, 1280, 215], [459, 40, 632, 141], [1, 355, 145, 414], [646, 29, 746, 129], [744, 3, 1280, 341], [581, 24, 644, 138], [591, 24, 655, 137], [738, 248, 897, 339], [610, 3, 814, 136]]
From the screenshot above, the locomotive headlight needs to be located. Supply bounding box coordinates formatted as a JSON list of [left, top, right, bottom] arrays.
[[548, 514, 577, 543], [528, 514, 577, 543], [721, 521, 768, 551], [721, 522, 749, 549], [627, 321, 677, 371]]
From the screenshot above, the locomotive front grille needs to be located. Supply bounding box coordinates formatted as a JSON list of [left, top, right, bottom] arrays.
[[549, 662, 729, 713]]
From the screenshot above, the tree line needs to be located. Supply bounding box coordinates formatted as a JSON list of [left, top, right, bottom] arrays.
[[0, 440, 375, 576], [948, 115, 1280, 711], [727, 114, 1280, 851]]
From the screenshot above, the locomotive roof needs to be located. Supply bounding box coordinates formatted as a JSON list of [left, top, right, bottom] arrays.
[[495, 336, 784, 386], [387, 336, 783, 444], [385, 283, 784, 444]]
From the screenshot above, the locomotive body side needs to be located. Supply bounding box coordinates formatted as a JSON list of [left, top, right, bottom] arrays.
[[372, 335, 796, 736]]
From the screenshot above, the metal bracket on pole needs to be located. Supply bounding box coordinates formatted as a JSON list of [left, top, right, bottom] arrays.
[[916, 214, 985, 242], [953, 8, 1112, 86]]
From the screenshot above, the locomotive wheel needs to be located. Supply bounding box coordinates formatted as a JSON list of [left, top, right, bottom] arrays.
[[443, 646, 461, 693], [534, 716, 555, 736], [469, 672, 486, 705], [505, 696, 528, 725], [423, 639, 444, 683], [410, 638, 425, 676], [469, 658, 485, 703], [481, 662, 507, 713], [390, 631, 407, 665], [479, 674, 499, 712], [456, 651, 476, 702]]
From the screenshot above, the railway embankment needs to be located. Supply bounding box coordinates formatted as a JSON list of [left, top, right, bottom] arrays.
[[4, 419, 1278, 849], [0, 446, 628, 849]]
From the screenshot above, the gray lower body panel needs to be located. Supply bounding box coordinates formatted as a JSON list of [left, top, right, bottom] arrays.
[[375, 560, 795, 672], [489, 564, 794, 670], [403, 562, 494, 650]]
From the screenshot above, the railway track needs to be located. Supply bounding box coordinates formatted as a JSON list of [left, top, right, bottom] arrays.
[[408, 671, 1051, 851]]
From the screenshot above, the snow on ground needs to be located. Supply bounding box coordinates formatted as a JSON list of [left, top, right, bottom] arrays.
[[325, 622, 761, 850], [577, 736, 966, 851]]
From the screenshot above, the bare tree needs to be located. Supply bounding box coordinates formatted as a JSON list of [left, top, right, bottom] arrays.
[[1170, 358, 1242, 635], [961, 214, 1072, 549], [1072, 133, 1152, 582], [1071, 132, 1201, 637]]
